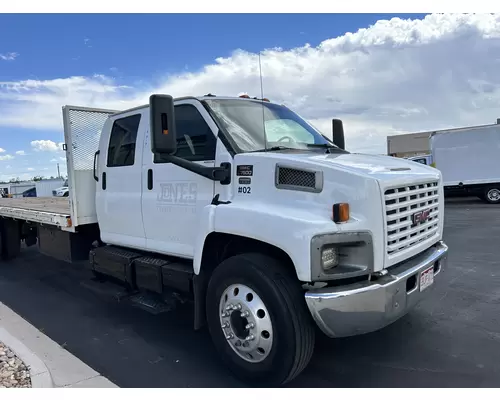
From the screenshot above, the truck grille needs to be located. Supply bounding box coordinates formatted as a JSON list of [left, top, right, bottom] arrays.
[[384, 181, 440, 257]]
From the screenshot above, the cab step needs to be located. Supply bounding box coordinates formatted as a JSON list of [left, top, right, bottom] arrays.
[[81, 278, 180, 315], [128, 292, 177, 314]]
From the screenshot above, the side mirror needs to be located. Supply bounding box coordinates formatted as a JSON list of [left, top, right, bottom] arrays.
[[150, 94, 177, 154], [332, 119, 345, 150]]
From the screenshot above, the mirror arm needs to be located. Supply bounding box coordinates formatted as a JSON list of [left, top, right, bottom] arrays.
[[159, 155, 231, 185]]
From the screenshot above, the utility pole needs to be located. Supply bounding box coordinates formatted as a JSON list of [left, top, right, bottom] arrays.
[[57, 163, 61, 179]]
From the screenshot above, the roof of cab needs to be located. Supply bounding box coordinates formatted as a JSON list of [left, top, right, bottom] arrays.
[[110, 95, 275, 118]]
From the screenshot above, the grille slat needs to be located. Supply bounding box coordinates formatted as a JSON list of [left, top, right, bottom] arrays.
[[387, 227, 439, 253], [385, 194, 439, 212], [386, 201, 439, 222], [384, 181, 440, 257]]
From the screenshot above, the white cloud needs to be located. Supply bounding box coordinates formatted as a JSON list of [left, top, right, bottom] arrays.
[[31, 140, 64, 152], [0, 154, 14, 161], [2, 14, 500, 154], [27, 167, 35, 171], [0, 52, 19, 61], [15, 150, 26, 155], [0, 148, 5, 153]]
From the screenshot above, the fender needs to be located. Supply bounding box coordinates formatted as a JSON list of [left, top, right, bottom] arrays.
[[193, 202, 341, 282]]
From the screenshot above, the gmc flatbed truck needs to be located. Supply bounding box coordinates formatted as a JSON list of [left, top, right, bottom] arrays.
[[0, 94, 449, 386]]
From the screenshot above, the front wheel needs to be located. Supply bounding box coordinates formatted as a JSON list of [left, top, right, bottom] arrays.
[[483, 186, 500, 204], [206, 253, 315, 386]]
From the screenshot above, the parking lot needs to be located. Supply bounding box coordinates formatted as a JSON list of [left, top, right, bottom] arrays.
[[0, 197, 499, 387]]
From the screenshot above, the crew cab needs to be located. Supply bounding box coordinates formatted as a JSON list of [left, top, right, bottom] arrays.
[[0, 94, 448, 386]]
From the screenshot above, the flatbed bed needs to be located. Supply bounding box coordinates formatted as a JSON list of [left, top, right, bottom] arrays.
[[0, 197, 72, 229]]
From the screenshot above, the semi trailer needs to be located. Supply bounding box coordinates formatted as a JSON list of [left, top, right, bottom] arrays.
[[0, 94, 449, 386]]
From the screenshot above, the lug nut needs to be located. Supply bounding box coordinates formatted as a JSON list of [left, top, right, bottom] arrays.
[[245, 323, 255, 330], [242, 341, 249, 348], [221, 312, 229, 318], [225, 304, 234, 311], [240, 311, 250, 318], [235, 304, 242, 310], [245, 334, 255, 341], [235, 340, 242, 347], [221, 322, 229, 328], [225, 333, 234, 340]]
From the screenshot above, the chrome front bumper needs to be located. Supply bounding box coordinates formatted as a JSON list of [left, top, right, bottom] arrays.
[[305, 240, 448, 338]]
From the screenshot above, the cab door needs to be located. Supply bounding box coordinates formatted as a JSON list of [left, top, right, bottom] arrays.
[[96, 110, 147, 249], [141, 99, 218, 258]]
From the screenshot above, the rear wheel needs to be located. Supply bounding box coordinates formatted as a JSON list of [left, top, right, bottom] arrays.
[[483, 186, 500, 204], [206, 253, 315, 386]]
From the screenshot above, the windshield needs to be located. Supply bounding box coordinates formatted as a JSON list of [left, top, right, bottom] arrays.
[[204, 99, 339, 153]]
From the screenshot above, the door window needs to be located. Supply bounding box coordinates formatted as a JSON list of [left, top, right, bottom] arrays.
[[107, 114, 141, 167]]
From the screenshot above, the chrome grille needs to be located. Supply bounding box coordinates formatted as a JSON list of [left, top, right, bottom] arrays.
[[385, 181, 439, 256]]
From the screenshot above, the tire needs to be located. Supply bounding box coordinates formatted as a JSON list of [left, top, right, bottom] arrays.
[[483, 186, 500, 204], [206, 253, 315, 386], [63, 192, 69, 197]]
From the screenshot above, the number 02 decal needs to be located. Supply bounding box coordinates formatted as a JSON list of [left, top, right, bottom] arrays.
[[238, 186, 251, 194]]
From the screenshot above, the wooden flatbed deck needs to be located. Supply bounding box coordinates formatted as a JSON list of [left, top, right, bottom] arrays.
[[0, 197, 72, 229]]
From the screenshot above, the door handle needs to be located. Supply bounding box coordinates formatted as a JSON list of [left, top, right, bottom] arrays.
[[93, 150, 100, 182], [102, 172, 106, 190], [147, 169, 153, 190]]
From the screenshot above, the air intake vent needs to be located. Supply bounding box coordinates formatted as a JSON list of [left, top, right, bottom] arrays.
[[275, 165, 323, 193]]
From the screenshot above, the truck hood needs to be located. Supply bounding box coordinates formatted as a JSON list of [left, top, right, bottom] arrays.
[[247, 151, 441, 187]]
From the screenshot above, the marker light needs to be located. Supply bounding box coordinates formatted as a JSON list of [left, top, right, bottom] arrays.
[[333, 203, 350, 223]]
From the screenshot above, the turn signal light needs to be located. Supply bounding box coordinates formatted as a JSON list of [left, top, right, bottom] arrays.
[[332, 203, 349, 223]]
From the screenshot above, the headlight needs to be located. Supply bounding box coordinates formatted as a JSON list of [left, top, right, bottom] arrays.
[[311, 231, 374, 281], [321, 246, 339, 270]]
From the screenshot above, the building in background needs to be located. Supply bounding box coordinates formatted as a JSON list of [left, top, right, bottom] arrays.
[[6, 178, 65, 198]]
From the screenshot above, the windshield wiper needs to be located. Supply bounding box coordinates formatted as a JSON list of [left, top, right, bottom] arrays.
[[249, 146, 297, 153], [306, 143, 347, 153]]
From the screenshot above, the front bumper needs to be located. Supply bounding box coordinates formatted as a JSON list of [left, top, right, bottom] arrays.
[[304, 240, 448, 338]]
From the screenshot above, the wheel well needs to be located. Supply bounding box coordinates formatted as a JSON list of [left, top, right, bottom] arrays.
[[193, 232, 298, 331], [200, 232, 297, 279]]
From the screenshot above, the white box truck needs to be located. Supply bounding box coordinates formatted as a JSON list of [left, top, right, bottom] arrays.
[[408, 122, 500, 204], [0, 94, 448, 386]]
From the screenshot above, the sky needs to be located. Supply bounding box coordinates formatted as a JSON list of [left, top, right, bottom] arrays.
[[1, 13, 500, 182]]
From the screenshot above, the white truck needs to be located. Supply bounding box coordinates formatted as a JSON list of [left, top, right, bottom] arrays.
[[407, 122, 500, 204], [0, 94, 449, 386]]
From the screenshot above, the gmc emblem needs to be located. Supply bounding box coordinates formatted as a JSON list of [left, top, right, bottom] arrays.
[[412, 209, 431, 225]]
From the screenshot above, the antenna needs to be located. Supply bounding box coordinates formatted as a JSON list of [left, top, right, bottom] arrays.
[[258, 52, 267, 152]]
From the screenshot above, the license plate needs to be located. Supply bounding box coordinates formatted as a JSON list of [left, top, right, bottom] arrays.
[[419, 266, 434, 292]]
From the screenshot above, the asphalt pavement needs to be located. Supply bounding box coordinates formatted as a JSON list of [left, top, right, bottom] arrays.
[[0, 197, 499, 387]]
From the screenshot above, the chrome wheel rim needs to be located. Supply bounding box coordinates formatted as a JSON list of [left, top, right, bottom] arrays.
[[487, 189, 500, 202], [219, 284, 273, 363]]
